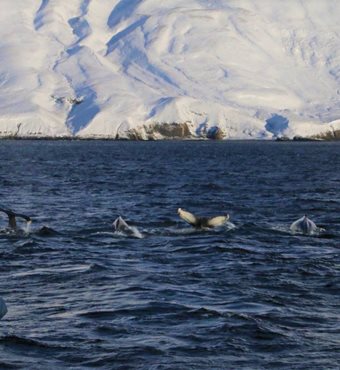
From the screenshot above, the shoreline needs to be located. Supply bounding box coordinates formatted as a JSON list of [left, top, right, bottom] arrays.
[[0, 136, 339, 142]]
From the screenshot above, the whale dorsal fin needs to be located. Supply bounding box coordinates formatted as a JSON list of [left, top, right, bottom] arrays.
[[177, 208, 198, 226], [206, 215, 229, 228]]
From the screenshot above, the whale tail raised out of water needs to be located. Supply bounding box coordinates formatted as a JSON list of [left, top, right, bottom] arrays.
[[112, 216, 143, 238], [290, 215, 320, 235], [0, 207, 31, 230], [177, 208, 229, 228]]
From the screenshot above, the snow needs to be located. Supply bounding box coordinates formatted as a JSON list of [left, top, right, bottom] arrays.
[[0, 0, 340, 139]]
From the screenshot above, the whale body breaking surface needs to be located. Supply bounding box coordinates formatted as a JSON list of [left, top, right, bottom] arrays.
[[290, 215, 322, 235], [112, 216, 143, 239]]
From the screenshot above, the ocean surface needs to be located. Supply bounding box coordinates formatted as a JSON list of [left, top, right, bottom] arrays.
[[0, 140, 339, 369]]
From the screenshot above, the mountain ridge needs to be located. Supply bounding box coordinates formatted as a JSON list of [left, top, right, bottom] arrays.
[[0, 0, 339, 139]]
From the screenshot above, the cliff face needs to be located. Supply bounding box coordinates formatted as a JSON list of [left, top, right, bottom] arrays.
[[1, 0, 340, 140]]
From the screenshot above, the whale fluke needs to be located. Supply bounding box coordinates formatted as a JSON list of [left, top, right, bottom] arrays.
[[290, 215, 319, 235], [112, 216, 143, 238], [206, 215, 230, 227], [177, 208, 229, 228], [177, 209, 198, 226], [0, 297, 7, 320], [0, 207, 31, 230]]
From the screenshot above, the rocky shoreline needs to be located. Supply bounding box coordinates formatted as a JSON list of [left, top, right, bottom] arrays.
[[276, 129, 340, 142], [0, 124, 339, 141]]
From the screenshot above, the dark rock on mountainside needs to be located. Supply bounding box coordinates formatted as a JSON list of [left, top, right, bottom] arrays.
[[206, 126, 225, 140], [311, 129, 340, 140], [116, 122, 193, 140]]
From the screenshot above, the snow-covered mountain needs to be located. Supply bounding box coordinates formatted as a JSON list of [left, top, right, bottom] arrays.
[[0, 0, 340, 139]]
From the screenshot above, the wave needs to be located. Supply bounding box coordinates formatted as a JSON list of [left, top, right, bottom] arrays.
[[10, 264, 92, 278], [0, 335, 56, 349]]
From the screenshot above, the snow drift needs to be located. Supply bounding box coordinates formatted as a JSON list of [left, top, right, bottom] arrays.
[[0, 0, 339, 139]]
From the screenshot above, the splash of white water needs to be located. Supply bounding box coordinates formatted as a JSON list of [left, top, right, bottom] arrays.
[[24, 220, 32, 234]]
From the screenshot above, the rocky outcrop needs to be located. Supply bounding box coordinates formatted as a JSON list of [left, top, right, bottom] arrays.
[[311, 129, 340, 141], [206, 126, 225, 140], [116, 122, 193, 140], [150, 122, 192, 139], [293, 136, 320, 141], [275, 127, 340, 142], [115, 122, 229, 140], [51, 95, 83, 105]]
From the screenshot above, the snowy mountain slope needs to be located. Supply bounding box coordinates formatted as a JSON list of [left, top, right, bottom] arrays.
[[0, 0, 339, 139]]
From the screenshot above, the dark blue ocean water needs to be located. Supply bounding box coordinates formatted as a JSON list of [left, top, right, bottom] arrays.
[[0, 140, 339, 369]]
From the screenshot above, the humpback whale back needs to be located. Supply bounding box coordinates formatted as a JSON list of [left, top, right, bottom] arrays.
[[290, 215, 318, 235], [177, 208, 229, 228]]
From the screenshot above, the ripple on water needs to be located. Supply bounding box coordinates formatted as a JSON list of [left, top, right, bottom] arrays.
[[0, 141, 339, 369]]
